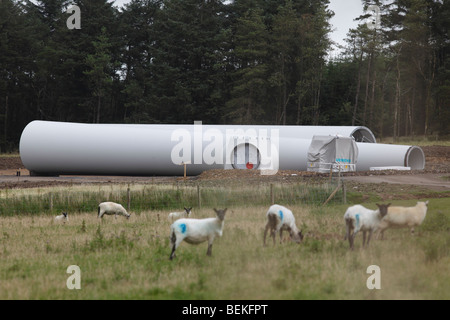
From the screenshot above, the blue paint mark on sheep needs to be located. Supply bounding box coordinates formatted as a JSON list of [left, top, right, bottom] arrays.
[[278, 210, 284, 221], [179, 223, 187, 234], [355, 214, 360, 229]]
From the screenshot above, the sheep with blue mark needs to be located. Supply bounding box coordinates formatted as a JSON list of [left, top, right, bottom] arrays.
[[344, 203, 390, 250], [263, 204, 303, 246], [169, 208, 227, 260]]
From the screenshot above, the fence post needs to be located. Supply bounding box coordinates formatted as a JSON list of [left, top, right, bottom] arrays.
[[270, 184, 274, 205], [127, 185, 131, 211], [342, 181, 347, 204], [49, 193, 53, 212], [323, 182, 341, 206], [197, 184, 201, 209]]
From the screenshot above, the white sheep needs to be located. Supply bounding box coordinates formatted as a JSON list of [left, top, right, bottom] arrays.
[[98, 202, 131, 219], [54, 212, 68, 223], [168, 207, 192, 221], [344, 203, 390, 250], [263, 204, 303, 246], [376, 201, 429, 239], [169, 208, 227, 260]]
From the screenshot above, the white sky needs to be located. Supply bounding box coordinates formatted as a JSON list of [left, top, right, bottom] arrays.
[[327, 0, 365, 56], [112, 0, 365, 56]]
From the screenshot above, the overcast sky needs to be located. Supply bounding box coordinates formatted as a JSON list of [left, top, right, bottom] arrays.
[[112, 0, 365, 55], [327, 0, 365, 56]]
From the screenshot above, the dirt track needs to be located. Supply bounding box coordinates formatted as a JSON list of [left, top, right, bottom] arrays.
[[0, 146, 449, 197]]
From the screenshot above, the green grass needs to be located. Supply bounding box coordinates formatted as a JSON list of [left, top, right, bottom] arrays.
[[0, 153, 20, 158], [0, 195, 448, 300]]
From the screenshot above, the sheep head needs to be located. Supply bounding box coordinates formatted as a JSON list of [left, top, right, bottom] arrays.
[[213, 208, 227, 221], [291, 230, 304, 243], [376, 203, 391, 218]]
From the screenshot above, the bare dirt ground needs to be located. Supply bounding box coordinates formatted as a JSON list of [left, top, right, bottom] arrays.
[[0, 146, 449, 199]]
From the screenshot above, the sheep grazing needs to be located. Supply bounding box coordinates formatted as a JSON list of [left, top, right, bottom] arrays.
[[376, 201, 429, 239], [55, 212, 68, 223], [263, 204, 303, 246], [168, 207, 192, 221], [98, 202, 131, 219], [344, 203, 390, 250], [169, 208, 227, 260]]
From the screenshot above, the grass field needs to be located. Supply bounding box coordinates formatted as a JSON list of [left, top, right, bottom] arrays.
[[0, 185, 448, 300], [378, 136, 450, 146]]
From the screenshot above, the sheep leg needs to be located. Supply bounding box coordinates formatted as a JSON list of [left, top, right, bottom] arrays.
[[345, 218, 354, 239], [279, 229, 283, 244], [170, 238, 183, 260], [348, 234, 354, 250], [263, 223, 270, 246], [362, 231, 367, 248], [170, 244, 177, 260], [375, 229, 384, 240], [345, 219, 354, 249], [206, 237, 214, 256], [375, 229, 381, 240], [206, 243, 213, 256], [350, 232, 357, 250], [366, 230, 373, 247], [169, 231, 178, 260], [265, 215, 278, 246]]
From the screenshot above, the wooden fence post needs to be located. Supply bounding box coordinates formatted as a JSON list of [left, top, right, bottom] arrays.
[[342, 181, 347, 204], [323, 182, 341, 206], [197, 184, 201, 209], [127, 185, 131, 211], [49, 193, 53, 212], [270, 184, 274, 205]]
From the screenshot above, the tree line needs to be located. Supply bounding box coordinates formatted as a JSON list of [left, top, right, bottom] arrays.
[[0, 0, 448, 152]]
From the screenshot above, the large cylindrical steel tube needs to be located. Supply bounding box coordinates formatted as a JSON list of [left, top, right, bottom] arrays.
[[19, 121, 423, 176], [356, 143, 425, 171]]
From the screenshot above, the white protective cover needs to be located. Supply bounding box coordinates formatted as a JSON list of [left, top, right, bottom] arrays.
[[307, 135, 359, 173]]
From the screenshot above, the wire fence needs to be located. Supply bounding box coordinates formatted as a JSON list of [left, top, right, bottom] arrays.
[[0, 178, 347, 217]]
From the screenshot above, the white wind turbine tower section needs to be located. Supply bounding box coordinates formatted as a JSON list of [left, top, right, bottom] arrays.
[[19, 121, 424, 176]]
